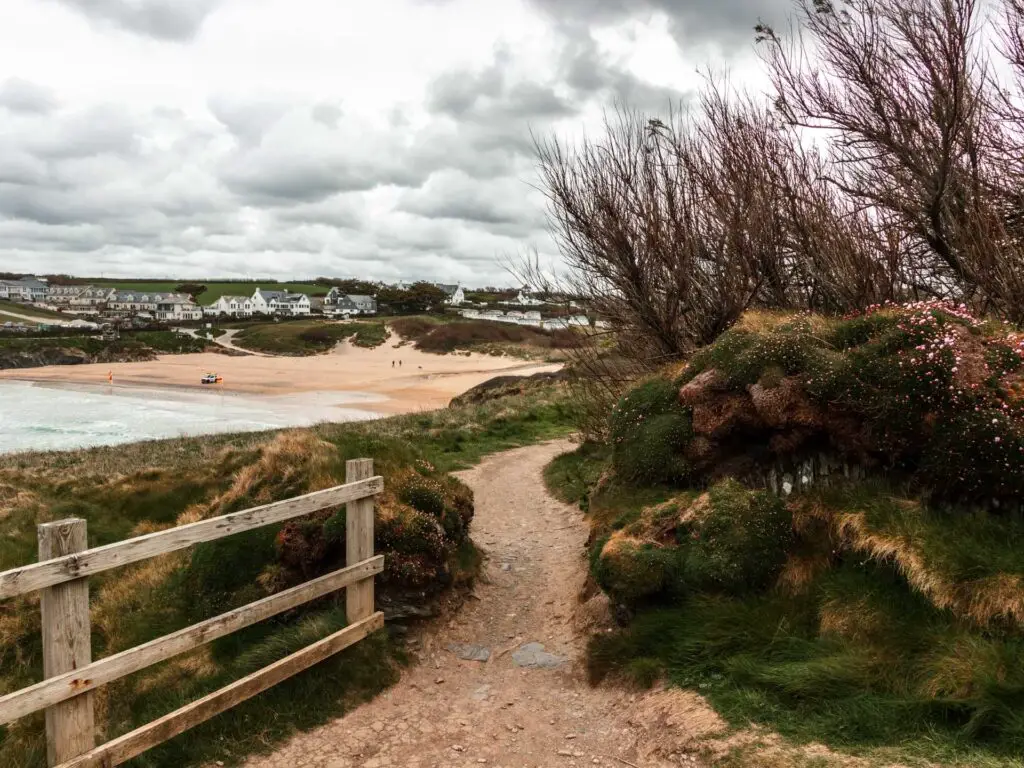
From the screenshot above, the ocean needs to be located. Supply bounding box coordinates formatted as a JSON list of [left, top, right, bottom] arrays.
[[0, 380, 385, 455]]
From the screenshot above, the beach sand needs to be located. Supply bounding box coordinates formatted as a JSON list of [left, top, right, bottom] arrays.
[[0, 341, 562, 415]]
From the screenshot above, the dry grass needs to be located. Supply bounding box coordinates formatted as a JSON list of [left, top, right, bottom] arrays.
[[811, 503, 1024, 626]]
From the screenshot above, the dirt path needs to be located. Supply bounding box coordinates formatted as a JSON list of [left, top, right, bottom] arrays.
[[241, 442, 708, 768]]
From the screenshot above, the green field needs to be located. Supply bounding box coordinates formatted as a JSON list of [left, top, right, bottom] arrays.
[[87, 282, 326, 306]]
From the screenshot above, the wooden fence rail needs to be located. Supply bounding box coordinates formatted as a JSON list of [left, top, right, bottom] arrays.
[[0, 459, 385, 768]]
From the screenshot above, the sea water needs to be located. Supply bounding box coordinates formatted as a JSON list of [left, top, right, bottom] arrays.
[[0, 381, 385, 455]]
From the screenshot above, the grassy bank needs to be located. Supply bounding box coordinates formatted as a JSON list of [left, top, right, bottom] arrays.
[[233, 320, 389, 355], [391, 316, 585, 360], [547, 304, 1024, 768], [0, 382, 574, 768], [0, 330, 208, 358], [0, 303, 68, 323]]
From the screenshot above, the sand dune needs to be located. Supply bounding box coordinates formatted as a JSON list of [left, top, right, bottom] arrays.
[[0, 341, 562, 414]]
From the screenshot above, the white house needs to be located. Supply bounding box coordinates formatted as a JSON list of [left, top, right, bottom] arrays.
[[325, 288, 378, 316], [108, 291, 201, 321], [1, 277, 48, 302], [155, 295, 203, 322], [206, 295, 253, 318], [270, 293, 311, 316], [515, 290, 545, 306], [437, 284, 466, 306], [250, 287, 312, 316], [46, 284, 85, 306], [69, 286, 116, 312]]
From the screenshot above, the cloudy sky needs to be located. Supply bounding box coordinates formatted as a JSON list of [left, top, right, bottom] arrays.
[[0, 0, 786, 285]]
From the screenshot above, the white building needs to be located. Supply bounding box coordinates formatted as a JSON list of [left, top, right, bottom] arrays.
[[515, 290, 545, 306], [251, 287, 312, 316], [437, 284, 466, 306], [324, 288, 377, 316], [108, 291, 201, 321], [0, 277, 48, 302], [206, 295, 254, 318], [46, 284, 85, 306], [155, 295, 203, 322], [69, 287, 117, 312], [270, 293, 311, 316]]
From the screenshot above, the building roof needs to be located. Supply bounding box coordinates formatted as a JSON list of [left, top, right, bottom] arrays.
[[436, 284, 460, 296], [276, 294, 309, 303], [348, 294, 376, 304], [257, 289, 287, 301], [219, 295, 250, 303]]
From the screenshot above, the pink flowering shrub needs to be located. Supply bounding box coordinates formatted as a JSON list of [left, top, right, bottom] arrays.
[[671, 302, 1024, 504]]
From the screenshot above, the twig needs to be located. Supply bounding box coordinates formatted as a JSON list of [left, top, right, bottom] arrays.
[[608, 757, 641, 768]]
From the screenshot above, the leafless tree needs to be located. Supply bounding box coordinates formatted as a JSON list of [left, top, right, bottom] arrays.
[[758, 0, 1024, 319]]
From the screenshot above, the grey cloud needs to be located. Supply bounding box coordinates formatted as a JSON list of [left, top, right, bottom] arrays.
[[23, 105, 141, 160], [559, 33, 691, 115], [0, 79, 58, 114], [53, 0, 222, 41], [398, 171, 545, 232], [311, 103, 344, 129], [218, 110, 429, 205], [208, 95, 294, 145], [525, 0, 790, 49]]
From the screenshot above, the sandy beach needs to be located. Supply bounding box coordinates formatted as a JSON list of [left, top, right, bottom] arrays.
[[0, 341, 562, 415]]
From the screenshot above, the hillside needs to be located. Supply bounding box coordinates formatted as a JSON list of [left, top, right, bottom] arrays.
[[0, 331, 210, 370], [547, 302, 1024, 766]]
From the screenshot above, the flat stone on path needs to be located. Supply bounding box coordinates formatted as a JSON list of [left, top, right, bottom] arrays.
[[447, 643, 491, 662], [511, 642, 567, 669]]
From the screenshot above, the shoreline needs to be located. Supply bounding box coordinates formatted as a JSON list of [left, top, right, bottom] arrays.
[[0, 343, 563, 453]]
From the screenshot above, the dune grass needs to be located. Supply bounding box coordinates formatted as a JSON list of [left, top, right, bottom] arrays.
[[233, 320, 389, 355], [390, 316, 585, 360]]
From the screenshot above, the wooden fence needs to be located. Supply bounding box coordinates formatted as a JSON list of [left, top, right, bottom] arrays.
[[0, 458, 385, 768]]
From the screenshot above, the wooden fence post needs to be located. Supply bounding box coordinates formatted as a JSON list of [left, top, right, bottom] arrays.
[[38, 519, 94, 767], [345, 459, 375, 623]]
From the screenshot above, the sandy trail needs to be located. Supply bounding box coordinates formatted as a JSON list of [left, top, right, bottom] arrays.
[[0, 341, 561, 415], [240, 442, 701, 768]]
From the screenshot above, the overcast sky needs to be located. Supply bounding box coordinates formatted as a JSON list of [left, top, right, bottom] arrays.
[[0, 0, 785, 285]]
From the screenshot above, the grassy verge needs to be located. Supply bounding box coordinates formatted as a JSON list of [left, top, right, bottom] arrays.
[[234, 320, 389, 355], [0, 302, 68, 321], [0, 383, 574, 768]]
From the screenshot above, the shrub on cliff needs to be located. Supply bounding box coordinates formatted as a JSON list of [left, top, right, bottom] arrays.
[[609, 378, 693, 485], [594, 480, 792, 606], [671, 303, 1024, 506], [684, 479, 792, 594]]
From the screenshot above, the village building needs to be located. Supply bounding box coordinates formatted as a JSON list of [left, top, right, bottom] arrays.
[[0, 277, 48, 302], [324, 288, 378, 316], [437, 284, 466, 306], [206, 295, 254, 318]]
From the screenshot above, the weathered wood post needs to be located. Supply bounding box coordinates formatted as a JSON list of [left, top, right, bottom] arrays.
[[345, 459, 375, 623], [37, 519, 94, 766]]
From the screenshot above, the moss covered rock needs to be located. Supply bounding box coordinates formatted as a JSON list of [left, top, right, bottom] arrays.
[[609, 378, 693, 485], [664, 303, 1024, 506]]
